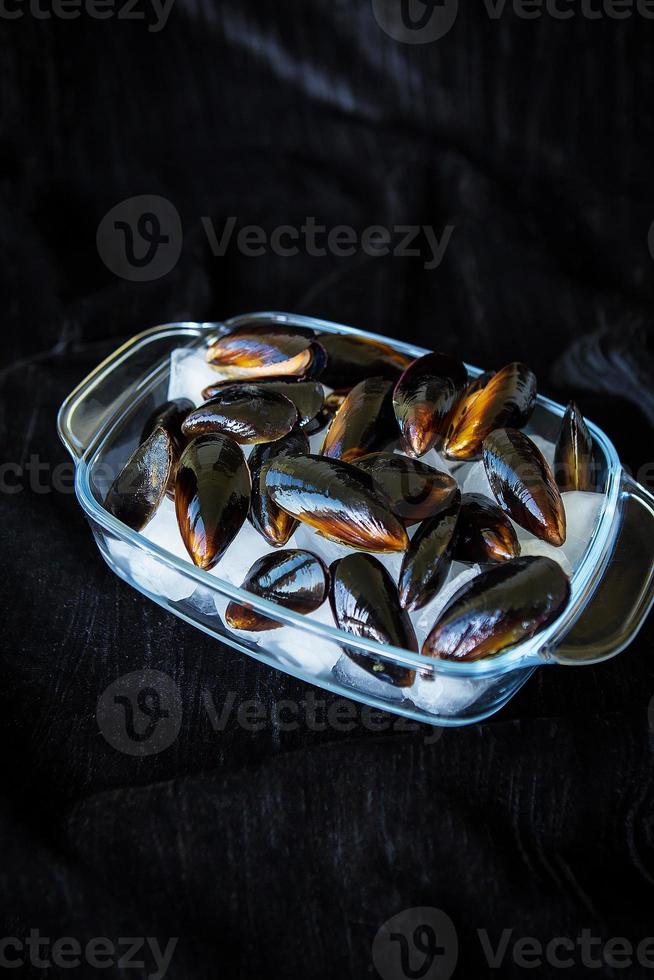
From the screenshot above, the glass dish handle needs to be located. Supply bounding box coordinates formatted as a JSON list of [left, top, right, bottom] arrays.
[[57, 322, 216, 462], [554, 472, 654, 664]]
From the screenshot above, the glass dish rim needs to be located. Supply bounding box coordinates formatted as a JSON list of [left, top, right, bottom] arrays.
[[61, 312, 623, 679]]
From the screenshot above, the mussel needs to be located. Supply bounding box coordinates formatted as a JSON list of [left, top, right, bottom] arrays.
[[465, 369, 495, 397], [302, 408, 333, 436], [453, 492, 521, 564], [393, 352, 468, 457], [483, 428, 566, 547], [225, 550, 329, 631], [175, 434, 251, 569], [444, 362, 537, 460], [201, 377, 324, 430], [554, 401, 595, 492], [398, 491, 461, 611], [140, 398, 194, 497], [321, 377, 398, 462], [422, 556, 570, 662], [206, 323, 315, 378], [318, 332, 413, 388], [352, 452, 459, 526], [181, 384, 298, 444], [104, 427, 174, 531], [330, 553, 417, 687], [248, 428, 310, 546], [263, 454, 409, 553]]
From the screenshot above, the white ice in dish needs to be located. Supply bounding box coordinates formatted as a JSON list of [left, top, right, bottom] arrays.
[[167, 346, 225, 405], [409, 673, 490, 717], [411, 562, 482, 648], [121, 498, 198, 602], [332, 655, 408, 702]]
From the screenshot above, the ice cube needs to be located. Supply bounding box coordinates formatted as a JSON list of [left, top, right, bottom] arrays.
[[461, 460, 494, 499], [167, 347, 224, 405], [332, 654, 408, 702], [529, 434, 556, 468], [127, 498, 198, 601], [412, 562, 482, 647], [209, 519, 294, 589], [560, 491, 604, 569], [518, 536, 573, 576], [272, 601, 341, 676], [409, 672, 489, 717]]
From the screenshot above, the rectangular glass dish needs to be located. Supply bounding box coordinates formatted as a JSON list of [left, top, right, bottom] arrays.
[[58, 313, 654, 726]]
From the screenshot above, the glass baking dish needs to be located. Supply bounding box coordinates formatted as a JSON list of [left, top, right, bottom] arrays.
[[57, 313, 654, 726]]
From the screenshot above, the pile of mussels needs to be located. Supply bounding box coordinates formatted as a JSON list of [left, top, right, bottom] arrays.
[[104, 322, 598, 686]]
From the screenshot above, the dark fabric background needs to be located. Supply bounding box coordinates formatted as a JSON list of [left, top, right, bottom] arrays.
[[1, 3, 654, 978]]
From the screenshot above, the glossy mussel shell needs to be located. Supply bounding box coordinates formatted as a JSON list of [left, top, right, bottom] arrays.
[[393, 352, 468, 457], [141, 398, 194, 497], [181, 384, 298, 444], [248, 429, 310, 546], [398, 491, 461, 612], [318, 332, 413, 388], [422, 556, 570, 662], [225, 550, 329, 632], [263, 454, 409, 553], [104, 427, 174, 531], [330, 553, 418, 687], [453, 492, 521, 564], [201, 378, 324, 430], [483, 428, 567, 546], [175, 435, 251, 570], [554, 401, 595, 492], [206, 323, 315, 379], [321, 377, 397, 462], [444, 362, 537, 460], [353, 452, 458, 526]]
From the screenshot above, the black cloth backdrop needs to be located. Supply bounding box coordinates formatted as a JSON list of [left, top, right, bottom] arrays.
[[1, 3, 654, 978]]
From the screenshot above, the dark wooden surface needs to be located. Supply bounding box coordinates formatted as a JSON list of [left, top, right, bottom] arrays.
[[1, 4, 654, 977]]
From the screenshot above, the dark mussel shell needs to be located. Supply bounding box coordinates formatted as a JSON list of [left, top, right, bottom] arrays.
[[325, 388, 351, 412], [225, 549, 330, 632], [483, 428, 566, 547], [554, 401, 595, 492], [104, 427, 174, 531], [422, 556, 570, 662], [318, 332, 413, 388], [393, 352, 468, 457], [398, 491, 461, 611], [206, 323, 314, 378], [330, 553, 418, 687], [352, 452, 458, 526], [301, 341, 329, 380], [453, 492, 521, 564], [465, 369, 496, 397], [175, 434, 251, 570], [181, 385, 298, 444], [248, 428, 310, 546], [444, 362, 537, 460], [302, 408, 333, 436], [264, 454, 409, 553], [201, 378, 324, 429], [321, 377, 397, 462], [141, 398, 194, 497]]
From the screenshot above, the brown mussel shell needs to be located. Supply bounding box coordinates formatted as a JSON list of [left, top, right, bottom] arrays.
[[453, 492, 521, 564], [422, 556, 570, 662], [175, 434, 251, 570], [465, 369, 496, 397], [225, 549, 329, 632], [393, 352, 468, 457], [263, 454, 409, 553], [398, 491, 461, 611], [201, 378, 324, 430], [483, 428, 567, 547], [554, 401, 595, 492], [141, 398, 194, 497], [181, 384, 298, 444], [318, 332, 413, 388], [206, 323, 314, 379], [321, 377, 397, 462], [352, 452, 459, 526], [444, 362, 537, 460], [330, 553, 418, 687], [248, 428, 310, 546], [104, 427, 174, 531]]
